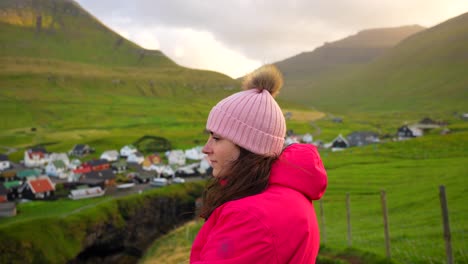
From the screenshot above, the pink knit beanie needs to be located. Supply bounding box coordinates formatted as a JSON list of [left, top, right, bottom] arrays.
[[206, 65, 286, 156]]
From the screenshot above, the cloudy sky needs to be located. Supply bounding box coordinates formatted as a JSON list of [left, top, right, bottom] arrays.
[[75, 0, 468, 78]]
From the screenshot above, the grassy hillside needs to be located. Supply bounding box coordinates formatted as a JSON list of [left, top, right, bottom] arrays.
[[0, 57, 240, 159], [276, 25, 424, 105], [0, 0, 245, 155], [276, 13, 467, 113], [276, 25, 424, 74], [0, 0, 175, 67]]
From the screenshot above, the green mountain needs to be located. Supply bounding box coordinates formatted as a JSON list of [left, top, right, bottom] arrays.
[[0, 0, 239, 152], [276, 25, 424, 77], [0, 0, 174, 67], [276, 13, 468, 113]]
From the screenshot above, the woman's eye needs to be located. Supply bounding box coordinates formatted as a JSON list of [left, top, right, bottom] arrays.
[[212, 136, 220, 141]]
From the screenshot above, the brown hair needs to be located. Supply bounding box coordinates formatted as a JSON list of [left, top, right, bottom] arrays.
[[200, 147, 278, 219]]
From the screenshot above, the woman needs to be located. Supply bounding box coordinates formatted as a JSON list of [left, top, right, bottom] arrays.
[[190, 65, 328, 264]]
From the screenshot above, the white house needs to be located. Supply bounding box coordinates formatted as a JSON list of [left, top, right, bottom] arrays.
[[462, 113, 468, 120], [45, 160, 68, 179], [127, 152, 144, 164], [185, 146, 204, 160], [176, 163, 200, 177], [68, 159, 82, 170], [48, 153, 70, 167], [325, 134, 350, 152], [302, 133, 313, 144], [0, 154, 10, 171], [18, 176, 55, 200], [120, 145, 138, 157], [68, 172, 82, 183], [285, 136, 299, 146], [397, 125, 423, 140], [160, 165, 175, 178], [24, 147, 48, 168], [100, 150, 119, 162], [167, 150, 186, 166], [199, 157, 211, 175], [408, 126, 423, 137]]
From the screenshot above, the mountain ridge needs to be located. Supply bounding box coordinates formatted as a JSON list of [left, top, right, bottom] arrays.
[[275, 13, 467, 112]]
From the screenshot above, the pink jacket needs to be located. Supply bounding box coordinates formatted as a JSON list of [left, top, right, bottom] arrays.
[[190, 144, 328, 264]]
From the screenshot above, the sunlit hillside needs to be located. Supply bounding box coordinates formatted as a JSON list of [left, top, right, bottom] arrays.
[[276, 13, 468, 113], [0, 0, 242, 154]]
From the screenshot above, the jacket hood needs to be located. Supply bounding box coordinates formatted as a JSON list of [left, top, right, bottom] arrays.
[[269, 143, 327, 200]]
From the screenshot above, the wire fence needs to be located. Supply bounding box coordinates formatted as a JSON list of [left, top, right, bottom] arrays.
[[318, 185, 468, 264]]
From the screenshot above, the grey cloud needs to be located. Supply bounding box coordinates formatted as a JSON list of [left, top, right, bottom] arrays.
[[75, 0, 467, 62]]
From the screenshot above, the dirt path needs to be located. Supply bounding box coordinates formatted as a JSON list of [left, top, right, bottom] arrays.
[[309, 121, 322, 136]]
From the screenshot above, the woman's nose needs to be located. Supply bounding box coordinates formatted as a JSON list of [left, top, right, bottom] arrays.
[[202, 139, 212, 154]]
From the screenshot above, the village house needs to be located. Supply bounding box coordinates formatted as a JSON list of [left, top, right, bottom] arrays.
[[72, 159, 109, 176], [160, 165, 175, 178], [17, 169, 42, 182], [175, 163, 200, 178], [346, 131, 380, 147], [127, 152, 144, 164], [87, 159, 110, 171], [199, 158, 212, 176], [18, 176, 55, 200], [461, 113, 468, 121], [302, 133, 313, 144], [111, 159, 127, 174], [0, 154, 11, 171], [185, 147, 204, 160], [73, 164, 92, 175], [67, 171, 83, 183], [24, 147, 48, 168], [100, 150, 119, 162], [285, 136, 300, 146], [120, 145, 138, 158], [325, 134, 350, 151], [409, 117, 443, 131], [167, 150, 186, 166], [332, 117, 343, 123], [131, 171, 153, 184], [45, 160, 68, 179], [69, 186, 105, 200], [81, 169, 116, 187], [146, 164, 175, 178], [0, 169, 16, 182], [48, 153, 70, 167], [2, 181, 22, 200], [142, 154, 162, 171], [397, 125, 423, 140], [69, 144, 94, 157], [68, 159, 82, 170]]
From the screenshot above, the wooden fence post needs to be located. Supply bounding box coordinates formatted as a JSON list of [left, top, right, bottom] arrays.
[[381, 190, 391, 259], [439, 185, 453, 264], [320, 199, 326, 243], [346, 193, 352, 247]]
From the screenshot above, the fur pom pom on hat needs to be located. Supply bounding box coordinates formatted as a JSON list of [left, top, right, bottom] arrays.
[[206, 65, 286, 156]]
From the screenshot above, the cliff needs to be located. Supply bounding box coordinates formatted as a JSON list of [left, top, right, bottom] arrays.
[[0, 182, 205, 264]]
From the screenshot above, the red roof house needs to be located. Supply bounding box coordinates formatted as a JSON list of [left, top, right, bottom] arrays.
[[18, 176, 55, 200]]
